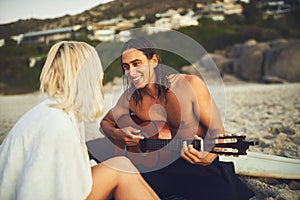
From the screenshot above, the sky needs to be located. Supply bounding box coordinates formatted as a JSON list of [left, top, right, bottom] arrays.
[[0, 0, 113, 24]]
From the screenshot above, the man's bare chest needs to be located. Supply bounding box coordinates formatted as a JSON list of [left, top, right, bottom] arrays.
[[130, 99, 183, 129]]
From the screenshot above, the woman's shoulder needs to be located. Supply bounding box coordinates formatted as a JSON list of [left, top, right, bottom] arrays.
[[13, 99, 73, 135], [25, 99, 69, 123], [3, 99, 74, 147]]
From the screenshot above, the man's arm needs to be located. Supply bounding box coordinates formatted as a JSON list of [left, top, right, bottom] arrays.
[[181, 75, 225, 165], [100, 109, 121, 140], [100, 95, 143, 146], [192, 75, 225, 137]]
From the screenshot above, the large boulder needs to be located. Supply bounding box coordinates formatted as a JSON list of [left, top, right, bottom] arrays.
[[226, 40, 269, 81], [181, 53, 225, 82], [236, 42, 269, 81], [223, 39, 300, 82], [263, 40, 300, 82]]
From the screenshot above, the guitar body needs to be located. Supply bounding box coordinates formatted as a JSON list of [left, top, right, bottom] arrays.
[[114, 114, 173, 168]]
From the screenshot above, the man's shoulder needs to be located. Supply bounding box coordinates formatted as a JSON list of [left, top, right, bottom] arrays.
[[169, 74, 202, 84]]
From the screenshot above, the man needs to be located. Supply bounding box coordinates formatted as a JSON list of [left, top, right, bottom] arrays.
[[100, 37, 254, 199]]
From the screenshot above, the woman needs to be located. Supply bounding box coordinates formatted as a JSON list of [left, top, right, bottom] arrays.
[[0, 41, 159, 200]]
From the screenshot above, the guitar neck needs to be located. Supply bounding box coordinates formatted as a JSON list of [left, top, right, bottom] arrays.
[[139, 138, 201, 151], [138, 136, 256, 155]]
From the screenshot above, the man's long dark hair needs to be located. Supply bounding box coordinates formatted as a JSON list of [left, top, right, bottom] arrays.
[[121, 37, 170, 106]]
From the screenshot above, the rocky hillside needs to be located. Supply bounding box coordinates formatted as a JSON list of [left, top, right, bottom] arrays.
[[0, 0, 205, 38]]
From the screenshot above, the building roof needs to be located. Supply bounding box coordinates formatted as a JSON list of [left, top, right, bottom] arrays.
[[23, 27, 73, 38]]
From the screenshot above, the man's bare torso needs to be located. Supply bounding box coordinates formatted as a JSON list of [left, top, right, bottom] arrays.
[[128, 74, 206, 139]]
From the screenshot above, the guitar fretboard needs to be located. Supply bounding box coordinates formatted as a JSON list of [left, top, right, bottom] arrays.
[[139, 138, 202, 152]]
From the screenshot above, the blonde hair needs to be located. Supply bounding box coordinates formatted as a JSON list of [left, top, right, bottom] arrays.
[[40, 41, 104, 122]]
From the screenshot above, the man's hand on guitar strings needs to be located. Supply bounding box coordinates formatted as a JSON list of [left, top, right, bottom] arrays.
[[181, 135, 218, 166], [120, 126, 144, 146]]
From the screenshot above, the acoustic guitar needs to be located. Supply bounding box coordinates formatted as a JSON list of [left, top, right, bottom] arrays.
[[112, 114, 258, 168]]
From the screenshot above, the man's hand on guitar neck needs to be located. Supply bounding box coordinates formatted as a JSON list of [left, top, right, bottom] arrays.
[[181, 135, 218, 166], [119, 126, 144, 146]]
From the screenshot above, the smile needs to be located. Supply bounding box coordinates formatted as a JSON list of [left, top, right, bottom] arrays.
[[131, 75, 142, 82]]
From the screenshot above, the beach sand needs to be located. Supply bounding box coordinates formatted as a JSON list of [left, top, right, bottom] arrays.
[[1, 79, 299, 199]]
